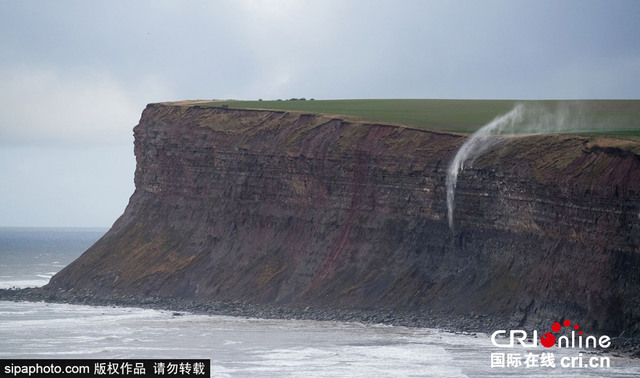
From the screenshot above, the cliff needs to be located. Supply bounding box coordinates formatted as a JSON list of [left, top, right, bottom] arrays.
[[47, 103, 640, 335]]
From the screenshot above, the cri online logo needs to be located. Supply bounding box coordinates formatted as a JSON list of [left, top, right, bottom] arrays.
[[491, 319, 611, 349], [541, 319, 580, 348]]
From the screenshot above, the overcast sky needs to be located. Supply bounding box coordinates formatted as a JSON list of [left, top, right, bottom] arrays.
[[1, 0, 639, 227]]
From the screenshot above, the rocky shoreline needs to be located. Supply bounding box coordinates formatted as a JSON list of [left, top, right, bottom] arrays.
[[2, 287, 638, 358]]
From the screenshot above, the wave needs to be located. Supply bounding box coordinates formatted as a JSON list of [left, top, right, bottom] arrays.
[[0, 279, 49, 289]]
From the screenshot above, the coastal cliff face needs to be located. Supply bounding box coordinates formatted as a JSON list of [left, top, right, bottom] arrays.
[[48, 103, 640, 335]]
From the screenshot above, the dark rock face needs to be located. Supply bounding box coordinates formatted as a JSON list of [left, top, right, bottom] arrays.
[[47, 104, 640, 336]]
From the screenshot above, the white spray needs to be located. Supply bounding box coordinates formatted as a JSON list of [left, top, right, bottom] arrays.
[[445, 101, 590, 231], [446, 104, 524, 230]]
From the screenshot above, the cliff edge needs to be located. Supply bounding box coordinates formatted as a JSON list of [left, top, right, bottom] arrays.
[[47, 103, 640, 336]]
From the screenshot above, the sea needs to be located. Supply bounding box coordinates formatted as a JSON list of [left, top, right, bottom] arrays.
[[1, 227, 639, 377]]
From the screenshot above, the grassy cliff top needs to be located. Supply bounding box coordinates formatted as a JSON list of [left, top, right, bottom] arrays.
[[164, 99, 640, 136]]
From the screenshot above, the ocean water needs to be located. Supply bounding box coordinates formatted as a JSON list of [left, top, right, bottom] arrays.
[[1, 228, 639, 377], [0, 227, 107, 289]]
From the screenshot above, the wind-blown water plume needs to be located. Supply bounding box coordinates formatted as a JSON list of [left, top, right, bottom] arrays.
[[445, 104, 525, 231], [445, 101, 595, 231]]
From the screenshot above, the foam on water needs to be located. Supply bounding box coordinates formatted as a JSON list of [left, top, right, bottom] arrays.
[[0, 227, 106, 289], [0, 279, 51, 289], [1, 301, 638, 377], [2, 197, 638, 375]]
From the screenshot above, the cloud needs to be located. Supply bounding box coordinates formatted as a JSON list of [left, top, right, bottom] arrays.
[[549, 54, 640, 99], [0, 145, 135, 227], [0, 0, 638, 227], [0, 67, 173, 146], [0, 66, 170, 226], [3, 1, 638, 102], [237, 0, 304, 18]]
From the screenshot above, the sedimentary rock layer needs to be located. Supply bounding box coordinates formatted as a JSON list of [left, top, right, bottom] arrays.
[[48, 103, 640, 335]]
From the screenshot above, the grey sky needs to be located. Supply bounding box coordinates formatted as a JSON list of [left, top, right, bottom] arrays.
[[1, 0, 639, 226]]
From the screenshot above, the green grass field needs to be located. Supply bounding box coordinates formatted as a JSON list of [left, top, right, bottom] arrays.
[[193, 99, 640, 136]]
